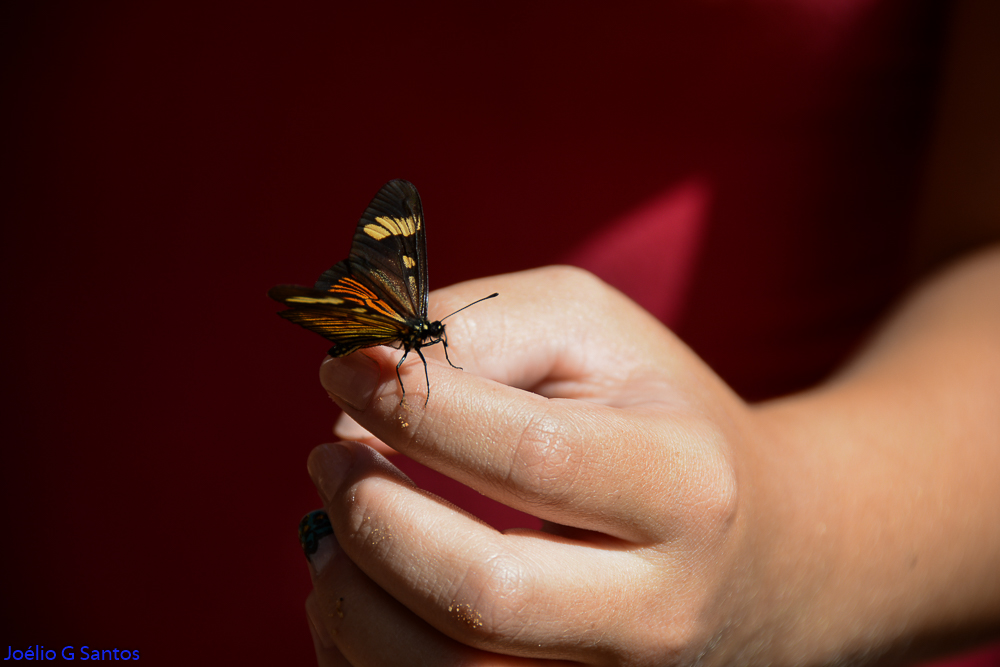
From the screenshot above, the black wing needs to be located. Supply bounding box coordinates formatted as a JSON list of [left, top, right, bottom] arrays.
[[315, 179, 428, 321]]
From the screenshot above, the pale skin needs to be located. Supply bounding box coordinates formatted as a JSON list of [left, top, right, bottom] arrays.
[[301, 2, 1000, 664]]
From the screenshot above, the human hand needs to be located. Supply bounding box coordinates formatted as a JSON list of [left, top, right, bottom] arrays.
[[302, 266, 766, 666]]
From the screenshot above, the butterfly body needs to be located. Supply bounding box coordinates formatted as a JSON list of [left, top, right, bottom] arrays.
[[269, 179, 495, 403]]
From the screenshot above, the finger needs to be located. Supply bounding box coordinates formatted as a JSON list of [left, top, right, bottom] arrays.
[[359, 369, 728, 540], [427, 266, 731, 415], [333, 412, 396, 457], [308, 610, 351, 667], [333, 413, 371, 441], [308, 441, 652, 663], [300, 506, 481, 666], [320, 347, 735, 543], [320, 266, 712, 411], [305, 548, 479, 666], [300, 510, 350, 666], [427, 266, 682, 401]]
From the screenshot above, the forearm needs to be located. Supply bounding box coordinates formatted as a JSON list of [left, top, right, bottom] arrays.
[[747, 245, 1000, 665]]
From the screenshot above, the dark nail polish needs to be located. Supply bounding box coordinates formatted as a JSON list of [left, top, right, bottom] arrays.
[[299, 509, 334, 558]]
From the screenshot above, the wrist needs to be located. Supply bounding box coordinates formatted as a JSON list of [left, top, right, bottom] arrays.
[[739, 382, 1000, 666], [696, 402, 836, 667]]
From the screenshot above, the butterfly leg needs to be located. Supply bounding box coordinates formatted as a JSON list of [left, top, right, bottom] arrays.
[[396, 349, 410, 400], [441, 332, 463, 371], [396, 347, 432, 406], [414, 347, 431, 406]]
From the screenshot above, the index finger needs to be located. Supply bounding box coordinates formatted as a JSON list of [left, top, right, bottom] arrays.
[[425, 265, 682, 399]]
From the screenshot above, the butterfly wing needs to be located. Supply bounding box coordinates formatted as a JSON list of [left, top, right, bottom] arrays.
[[315, 179, 428, 321], [268, 180, 430, 356], [267, 284, 410, 357]]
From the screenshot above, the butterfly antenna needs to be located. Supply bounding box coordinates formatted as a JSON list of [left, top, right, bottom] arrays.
[[441, 292, 499, 321]]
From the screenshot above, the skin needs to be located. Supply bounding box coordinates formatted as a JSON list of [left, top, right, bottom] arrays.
[[300, 1, 1000, 664]]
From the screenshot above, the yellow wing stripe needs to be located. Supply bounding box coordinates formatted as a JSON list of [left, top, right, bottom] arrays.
[[363, 215, 419, 240], [286, 295, 345, 305]]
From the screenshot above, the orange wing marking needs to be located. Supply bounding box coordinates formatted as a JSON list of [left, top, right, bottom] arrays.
[[331, 277, 401, 320]]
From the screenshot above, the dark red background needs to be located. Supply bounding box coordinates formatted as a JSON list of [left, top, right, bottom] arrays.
[[3, 2, 996, 666], [1, 5, 720, 663]]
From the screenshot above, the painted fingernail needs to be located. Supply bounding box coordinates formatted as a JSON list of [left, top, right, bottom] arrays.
[[299, 509, 338, 574], [307, 443, 354, 506], [321, 354, 379, 410]]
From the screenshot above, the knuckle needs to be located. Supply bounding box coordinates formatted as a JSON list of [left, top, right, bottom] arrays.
[[548, 265, 615, 302], [508, 402, 583, 506], [651, 420, 741, 537], [545, 264, 602, 290], [448, 551, 535, 642], [685, 424, 740, 531]]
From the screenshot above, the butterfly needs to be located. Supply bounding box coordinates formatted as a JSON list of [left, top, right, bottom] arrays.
[[268, 179, 497, 405]]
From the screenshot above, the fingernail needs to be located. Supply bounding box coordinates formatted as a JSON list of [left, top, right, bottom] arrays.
[[307, 443, 354, 506], [299, 509, 339, 574], [321, 354, 379, 410]]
